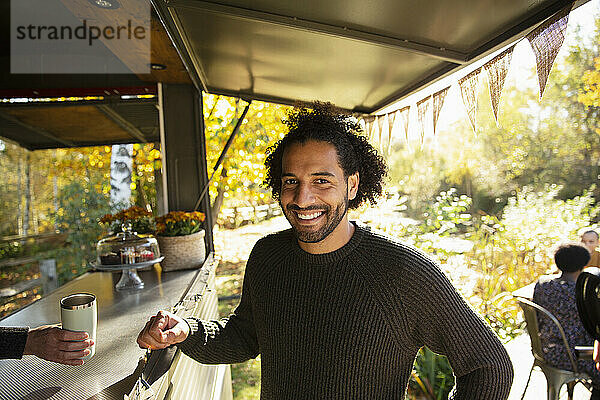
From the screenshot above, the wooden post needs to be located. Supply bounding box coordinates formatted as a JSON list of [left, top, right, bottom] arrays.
[[158, 84, 214, 252]]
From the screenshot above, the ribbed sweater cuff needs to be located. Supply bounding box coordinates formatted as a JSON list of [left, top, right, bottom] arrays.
[[179, 317, 206, 351], [185, 317, 200, 336], [0, 327, 29, 359]]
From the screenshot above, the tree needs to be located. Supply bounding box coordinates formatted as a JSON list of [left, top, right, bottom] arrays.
[[580, 57, 600, 108], [109, 144, 133, 208], [53, 180, 111, 284], [578, 16, 600, 110], [203, 95, 290, 224], [385, 15, 600, 218]]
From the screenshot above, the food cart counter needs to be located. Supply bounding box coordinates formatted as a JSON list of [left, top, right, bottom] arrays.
[[0, 255, 231, 400]]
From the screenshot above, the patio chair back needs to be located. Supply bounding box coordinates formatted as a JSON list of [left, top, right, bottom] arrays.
[[515, 296, 591, 400]]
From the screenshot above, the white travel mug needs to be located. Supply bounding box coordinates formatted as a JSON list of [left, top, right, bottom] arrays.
[[60, 293, 97, 361]]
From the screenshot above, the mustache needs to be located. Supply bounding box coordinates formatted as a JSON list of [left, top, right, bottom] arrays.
[[286, 204, 330, 212]]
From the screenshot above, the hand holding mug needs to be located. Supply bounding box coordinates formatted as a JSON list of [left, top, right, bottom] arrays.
[[137, 310, 189, 350], [24, 325, 94, 366]]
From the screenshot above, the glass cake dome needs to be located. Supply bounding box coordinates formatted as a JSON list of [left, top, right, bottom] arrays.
[[96, 222, 160, 266]]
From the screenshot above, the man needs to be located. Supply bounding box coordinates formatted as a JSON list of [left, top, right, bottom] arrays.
[[582, 230, 600, 268], [1, 325, 93, 365], [138, 103, 513, 399]]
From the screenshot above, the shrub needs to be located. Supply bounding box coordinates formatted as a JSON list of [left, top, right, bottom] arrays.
[[408, 347, 454, 400], [52, 181, 111, 285], [362, 185, 599, 398], [467, 185, 599, 341]]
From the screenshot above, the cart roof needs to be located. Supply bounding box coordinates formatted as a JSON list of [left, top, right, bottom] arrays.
[[0, 0, 588, 149]]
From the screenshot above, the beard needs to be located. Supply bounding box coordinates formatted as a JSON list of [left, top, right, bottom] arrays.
[[281, 194, 349, 243]]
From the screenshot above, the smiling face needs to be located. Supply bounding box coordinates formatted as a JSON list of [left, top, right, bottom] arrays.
[[280, 140, 358, 251], [581, 232, 599, 253]]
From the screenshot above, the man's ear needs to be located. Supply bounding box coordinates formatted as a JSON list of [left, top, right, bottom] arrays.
[[347, 172, 359, 200]]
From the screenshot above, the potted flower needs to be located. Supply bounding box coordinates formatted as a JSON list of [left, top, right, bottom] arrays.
[[155, 211, 206, 271], [100, 206, 155, 235]]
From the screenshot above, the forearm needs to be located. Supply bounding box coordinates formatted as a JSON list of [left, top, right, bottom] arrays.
[[178, 317, 259, 364]]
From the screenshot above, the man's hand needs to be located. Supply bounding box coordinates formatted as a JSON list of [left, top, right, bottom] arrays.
[[23, 325, 94, 366], [137, 310, 190, 350]]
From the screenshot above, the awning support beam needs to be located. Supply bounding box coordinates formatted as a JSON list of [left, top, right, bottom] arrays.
[[193, 101, 252, 211], [0, 111, 75, 148], [96, 105, 148, 143]]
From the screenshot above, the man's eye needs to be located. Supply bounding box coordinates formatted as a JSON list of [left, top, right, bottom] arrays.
[[284, 179, 297, 185], [315, 179, 329, 184]]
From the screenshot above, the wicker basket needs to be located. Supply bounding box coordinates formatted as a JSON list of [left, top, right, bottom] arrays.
[[157, 229, 206, 271]]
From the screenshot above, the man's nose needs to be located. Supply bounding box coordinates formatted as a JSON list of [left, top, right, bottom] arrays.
[[293, 183, 315, 207]]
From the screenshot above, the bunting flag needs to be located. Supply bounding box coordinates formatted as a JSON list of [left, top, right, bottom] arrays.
[[398, 106, 410, 145], [416, 96, 431, 145], [387, 110, 397, 154], [358, 116, 366, 133], [372, 115, 380, 142], [363, 115, 375, 139], [377, 114, 386, 151], [432, 86, 450, 136], [459, 67, 482, 134], [526, 4, 572, 99], [484, 46, 514, 123]]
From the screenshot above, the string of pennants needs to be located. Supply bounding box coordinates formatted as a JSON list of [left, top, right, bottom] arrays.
[[360, 3, 572, 152]]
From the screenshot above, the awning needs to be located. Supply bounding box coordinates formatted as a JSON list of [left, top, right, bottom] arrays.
[[152, 0, 589, 113], [0, 0, 590, 149]]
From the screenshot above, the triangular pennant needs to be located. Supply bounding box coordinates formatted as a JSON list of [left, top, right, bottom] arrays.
[[358, 117, 366, 133], [386, 111, 397, 155], [377, 114, 386, 151], [363, 115, 375, 139], [416, 96, 431, 146], [432, 87, 450, 136], [371, 115, 380, 141], [526, 5, 572, 99], [484, 46, 514, 123], [399, 106, 410, 145], [459, 67, 482, 134]]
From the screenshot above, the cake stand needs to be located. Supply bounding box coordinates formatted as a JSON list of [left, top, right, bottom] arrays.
[[90, 256, 164, 291]]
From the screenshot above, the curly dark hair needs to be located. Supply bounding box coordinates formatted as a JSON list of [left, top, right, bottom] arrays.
[[554, 242, 590, 273], [263, 102, 387, 209]]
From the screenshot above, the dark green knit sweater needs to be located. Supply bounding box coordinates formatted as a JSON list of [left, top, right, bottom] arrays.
[[180, 224, 513, 399]]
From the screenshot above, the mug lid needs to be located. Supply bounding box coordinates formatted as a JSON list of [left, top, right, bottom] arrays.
[[61, 293, 96, 310]]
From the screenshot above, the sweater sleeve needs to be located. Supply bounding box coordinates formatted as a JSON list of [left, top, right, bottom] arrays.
[[177, 243, 261, 364], [404, 254, 513, 400], [0, 326, 29, 359]]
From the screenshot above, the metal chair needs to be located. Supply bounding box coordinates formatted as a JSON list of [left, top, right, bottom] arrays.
[[515, 296, 592, 400]]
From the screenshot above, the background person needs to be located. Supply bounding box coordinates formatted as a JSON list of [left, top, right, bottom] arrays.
[[138, 103, 513, 399], [533, 242, 600, 399], [581, 230, 600, 267], [0, 325, 93, 365]]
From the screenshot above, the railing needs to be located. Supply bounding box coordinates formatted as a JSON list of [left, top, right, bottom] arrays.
[[218, 203, 281, 228], [0, 232, 66, 311], [0, 231, 68, 245]]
